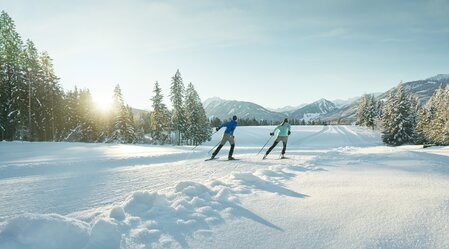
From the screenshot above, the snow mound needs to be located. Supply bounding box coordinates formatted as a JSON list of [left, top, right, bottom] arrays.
[[0, 213, 90, 249], [0, 166, 309, 249], [115, 183, 235, 248]]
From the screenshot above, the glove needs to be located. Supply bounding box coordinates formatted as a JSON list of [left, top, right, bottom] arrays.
[[288, 131, 291, 135], [270, 132, 274, 136], [215, 127, 220, 131]]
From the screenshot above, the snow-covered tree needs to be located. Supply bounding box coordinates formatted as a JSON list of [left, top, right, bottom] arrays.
[[357, 94, 377, 129], [78, 89, 98, 141], [381, 84, 419, 146], [170, 69, 186, 145], [435, 86, 449, 145], [63, 88, 98, 142], [1, 12, 66, 142], [125, 104, 137, 143], [63, 87, 81, 141], [108, 85, 136, 143], [184, 82, 211, 145], [0, 11, 25, 140], [150, 81, 170, 144], [417, 85, 449, 145], [40, 52, 64, 141], [23, 40, 43, 140], [356, 95, 368, 125]]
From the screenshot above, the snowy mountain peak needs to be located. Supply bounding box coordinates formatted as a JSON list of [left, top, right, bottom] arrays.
[[312, 99, 337, 113], [289, 98, 336, 121], [426, 74, 449, 81], [203, 97, 224, 108]]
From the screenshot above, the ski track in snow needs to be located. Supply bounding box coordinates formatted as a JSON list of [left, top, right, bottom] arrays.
[[1, 126, 449, 249]]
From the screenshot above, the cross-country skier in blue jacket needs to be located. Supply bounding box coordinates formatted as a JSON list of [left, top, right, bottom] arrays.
[[210, 115, 238, 160], [263, 118, 291, 159]]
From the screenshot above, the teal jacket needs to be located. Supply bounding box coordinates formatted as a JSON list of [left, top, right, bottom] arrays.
[[273, 123, 291, 136]]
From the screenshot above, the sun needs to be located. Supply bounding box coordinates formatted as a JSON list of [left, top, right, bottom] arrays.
[[93, 93, 113, 112]]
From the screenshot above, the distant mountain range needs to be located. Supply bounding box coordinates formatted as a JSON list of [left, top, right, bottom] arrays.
[[203, 97, 285, 121], [203, 74, 449, 124]]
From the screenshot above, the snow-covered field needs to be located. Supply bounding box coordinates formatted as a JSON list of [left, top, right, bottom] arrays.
[[1, 125, 449, 249]]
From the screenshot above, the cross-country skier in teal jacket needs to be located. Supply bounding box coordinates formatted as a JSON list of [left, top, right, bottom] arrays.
[[263, 118, 291, 159]]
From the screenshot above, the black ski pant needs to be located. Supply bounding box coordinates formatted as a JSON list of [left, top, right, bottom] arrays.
[[212, 134, 235, 158], [265, 136, 288, 155]]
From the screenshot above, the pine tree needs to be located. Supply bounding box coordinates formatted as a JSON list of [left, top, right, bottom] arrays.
[[64, 87, 81, 141], [366, 94, 377, 129], [418, 85, 449, 145], [357, 94, 377, 129], [124, 105, 137, 143], [150, 81, 170, 144], [416, 108, 429, 144], [357, 94, 368, 126], [381, 84, 418, 146], [109, 84, 126, 143], [109, 85, 136, 143], [40, 52, 64, 141], [23, 40, 44, 140], [0, 11, 25, 140], [78, 89, 97, 141], [438, 86, 449, 145], [184, 82, 211, 145], [169, 69, 186, 145]]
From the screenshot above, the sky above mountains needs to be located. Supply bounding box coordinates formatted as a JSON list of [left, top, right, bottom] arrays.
[[1, 0, 448, 109]]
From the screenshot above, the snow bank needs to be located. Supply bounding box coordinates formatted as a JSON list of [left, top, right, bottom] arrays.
[[0, 160, 313, 249], [0, 213, 90, 249]]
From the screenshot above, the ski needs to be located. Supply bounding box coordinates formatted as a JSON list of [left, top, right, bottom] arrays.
[[205, 157, 240, 161]]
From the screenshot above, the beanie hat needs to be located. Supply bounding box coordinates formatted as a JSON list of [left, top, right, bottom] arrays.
[[232, 115, 238, 120]]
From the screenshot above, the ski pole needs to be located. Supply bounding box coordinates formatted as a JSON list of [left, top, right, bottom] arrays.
[[257, 136, 273, 155], [191, 130, 219, 151], [208, 141, 221, 154]]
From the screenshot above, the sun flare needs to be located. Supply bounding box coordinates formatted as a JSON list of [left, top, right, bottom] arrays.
[[93, 94, 113, 112]]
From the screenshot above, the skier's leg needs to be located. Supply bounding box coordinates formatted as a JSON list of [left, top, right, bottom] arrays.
[[211, 144, 223, 158], [265, 139, 280, 156], [228, 136, 235, 159], [229, 144, 235, 158], [211, 135, 227, 158], [281, 141, 287, 155], [263, 141, 278, 159], [281, 137, 288, 158]]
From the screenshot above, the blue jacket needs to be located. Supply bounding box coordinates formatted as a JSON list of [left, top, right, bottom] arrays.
[[219, 120, 238, 135]]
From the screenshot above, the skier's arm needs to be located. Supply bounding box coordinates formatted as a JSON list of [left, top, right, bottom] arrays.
[[270, 126, 280, 136], [216, 122, 228, 131], [288, 124, 291, 135]]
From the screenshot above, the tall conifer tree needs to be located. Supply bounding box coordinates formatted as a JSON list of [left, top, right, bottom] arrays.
[[150, 81, 170, 144], [169, 69, 186, 145]]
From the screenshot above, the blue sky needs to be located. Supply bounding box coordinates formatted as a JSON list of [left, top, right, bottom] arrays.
[[1, 0, 448, 109]]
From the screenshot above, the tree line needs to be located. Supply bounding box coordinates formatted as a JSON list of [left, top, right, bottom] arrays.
[[0, 11, 211, 145], [357, 84, 449, 146]]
